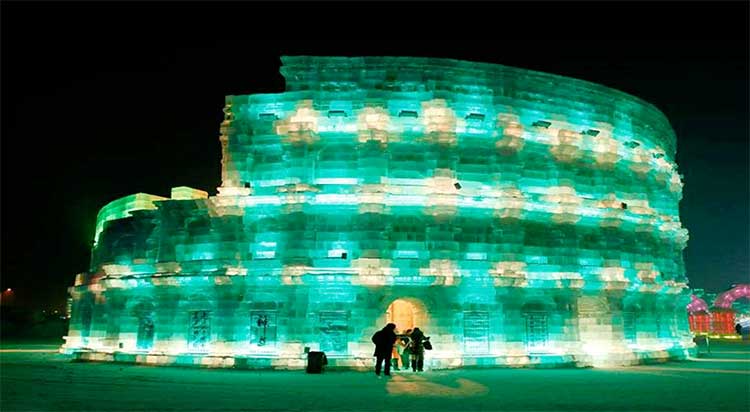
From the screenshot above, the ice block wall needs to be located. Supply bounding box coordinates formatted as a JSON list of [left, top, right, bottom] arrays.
[[64, 56, 694, 368]]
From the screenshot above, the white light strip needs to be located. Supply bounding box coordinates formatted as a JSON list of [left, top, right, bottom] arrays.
[[314, 178, 359, 185]]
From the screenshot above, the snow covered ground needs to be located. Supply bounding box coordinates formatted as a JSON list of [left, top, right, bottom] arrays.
[[1, 340, 748, 412]]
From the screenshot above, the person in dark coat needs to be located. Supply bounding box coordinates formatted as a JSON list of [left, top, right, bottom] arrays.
[[409, 327, 427, 372], [372, 323, 398, 376]]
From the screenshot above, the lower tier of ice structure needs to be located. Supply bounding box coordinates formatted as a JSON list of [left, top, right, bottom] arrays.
[[63, 277, 695, 369]]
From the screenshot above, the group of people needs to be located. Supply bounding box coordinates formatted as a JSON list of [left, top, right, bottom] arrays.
[[371, 323, 430, 377]]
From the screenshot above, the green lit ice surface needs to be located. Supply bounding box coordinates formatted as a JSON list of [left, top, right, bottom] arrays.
[[92, 193, 168, 245], [64, 56, 693, 368]]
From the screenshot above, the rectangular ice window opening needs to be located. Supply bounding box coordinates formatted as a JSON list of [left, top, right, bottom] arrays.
[[328, 249, 348, 258], [398, 110, 419, 118], [319, 311, 349, 356], [137, 316, 155, 350], [327, 110, 348, 118], [527, 256, 548, 264], [192, 252, 214, 260], [584, 129, 600, 136], [465, 113, 486, 121], [255, 251, 276, 259], [466, 252, 487, 260], [464, 311, 490, 354], [258, 113, 279, 121], [525, 312, 549, 352], [250, 311, 277, 352], [395, 250, 419, 259], [188, 310, 211, 352]]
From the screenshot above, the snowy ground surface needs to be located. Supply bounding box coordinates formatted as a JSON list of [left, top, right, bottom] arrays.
[[1, 340, 748, 412]]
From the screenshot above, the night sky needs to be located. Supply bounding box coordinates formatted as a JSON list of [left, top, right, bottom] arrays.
[[2, 2, 748, 310]]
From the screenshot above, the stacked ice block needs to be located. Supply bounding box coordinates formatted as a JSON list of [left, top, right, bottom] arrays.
[[64, 56, 693, 369]]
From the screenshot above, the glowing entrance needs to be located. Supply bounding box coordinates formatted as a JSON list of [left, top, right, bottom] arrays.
[[386, 299, 427, 333]]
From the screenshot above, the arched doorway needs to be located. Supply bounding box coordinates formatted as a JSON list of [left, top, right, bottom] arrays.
[[386, 298, 427, 333]]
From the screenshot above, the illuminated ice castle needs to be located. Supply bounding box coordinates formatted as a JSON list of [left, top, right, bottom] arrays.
[[63, 56, 694, 368]]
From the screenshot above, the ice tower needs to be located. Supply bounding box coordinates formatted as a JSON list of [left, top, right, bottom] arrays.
[[63, 56, 694, 368]]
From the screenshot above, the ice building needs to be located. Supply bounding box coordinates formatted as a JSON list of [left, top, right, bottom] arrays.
[[63, 56, 694, 369]]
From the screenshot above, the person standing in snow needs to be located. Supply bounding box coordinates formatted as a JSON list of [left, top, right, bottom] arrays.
[[391, 340, 402, 371], [409, 327, 429, 372], [398, 329, 412, 371], [372, 323, 398, 376]]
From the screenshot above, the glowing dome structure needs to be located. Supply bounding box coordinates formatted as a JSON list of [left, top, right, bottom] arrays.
[[63, 56, 694, 369]]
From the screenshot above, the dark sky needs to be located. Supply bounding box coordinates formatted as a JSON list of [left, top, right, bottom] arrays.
[[2, 2, 748, 310]]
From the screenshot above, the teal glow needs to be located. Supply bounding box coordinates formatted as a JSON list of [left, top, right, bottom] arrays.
[[92, 193, 167, 244], [64, 56, 692, 369]]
